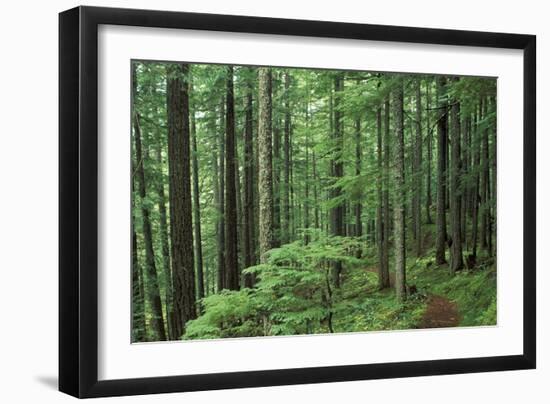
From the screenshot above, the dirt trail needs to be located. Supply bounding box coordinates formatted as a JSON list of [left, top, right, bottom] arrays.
[[419, 294, 460, 329], [364, 266, 460, 329]]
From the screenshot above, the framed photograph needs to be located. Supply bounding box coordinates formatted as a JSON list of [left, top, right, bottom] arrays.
[[59, 6, 536, 398]]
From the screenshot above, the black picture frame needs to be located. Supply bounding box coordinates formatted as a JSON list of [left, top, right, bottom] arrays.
[[59, 5, 536, 398]]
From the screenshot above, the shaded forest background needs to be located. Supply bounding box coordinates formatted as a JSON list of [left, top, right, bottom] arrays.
[[131, 61, 497, 342]]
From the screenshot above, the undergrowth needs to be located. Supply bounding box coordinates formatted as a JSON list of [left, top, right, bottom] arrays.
[[184, 227, 497, 340]]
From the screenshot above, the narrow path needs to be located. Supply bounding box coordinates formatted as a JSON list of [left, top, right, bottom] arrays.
[[364, 266, 460, 328], [419, 295, 460, 329]]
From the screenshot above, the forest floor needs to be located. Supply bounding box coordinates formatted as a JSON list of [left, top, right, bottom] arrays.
[[364, 266, 460, 329], [358, 249, 495, 332], [184, 231, 496, 340]]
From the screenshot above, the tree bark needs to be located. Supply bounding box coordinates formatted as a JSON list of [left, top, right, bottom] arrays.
[[190, 105, 205, 299], [132, 226, 147, 342], [131, 152, 147, 341], [155, 143, 173, 337], [490, 95, 497, 257], [449, 78, 464, 273], [313, 150, 320, 230], [217, 98, 226, 290], [134, 114, 166, 341], [283, 71, 291, 245], [435, 76, 448, 265], [392, 79, 406, 302], [258, 68, 274, 263], [243, 70, 256, 286], [355, 116, 363, 241], [211, 140, 221, 291], [381, 98, 391, 288], [166, 63, 196, 338], [425, 79, 433, 224], [304, 87, 311, 245], [480, 98, 488, 252], [330, 74, 345, 288], [224, 66, 239, 290], [462, 116, 471, 250], [272, 74, 282, 248], [376, 106, 388, 288], [471, 104, 481, 261], [413, 79, 423, 256]]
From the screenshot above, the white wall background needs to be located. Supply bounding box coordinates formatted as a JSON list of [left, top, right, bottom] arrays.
[[0, 0, 545, 402]]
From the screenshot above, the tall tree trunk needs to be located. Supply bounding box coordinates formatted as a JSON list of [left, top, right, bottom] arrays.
[[425, 79, 433, 224], [486, 96, 495, 256], [134, 128, 166, 341], [258, 68, 274, 263], [330, 74, 345, 288], [133, 68, 166, 340], [480, 98, 488, 252], [217, 98, 226, 290], [376, 106, 388, 288], [211, 140, 221, 291], [235, 129, 244, 276], [190, 106, 205, 300], [132, 226, 147, 342], [166, 63, 196, 338], [435, 76, 448, 265], [414, 79, 423, 256], [155, 144, 173, 337], [409, 118, 416, 242], [449, 79, 464, 273], [392, 80, 406, 301], [272, 74, 282, 248], [462, 116, 470, 249], [224, 66, 239, 290], [304, 88, 311, 245], [381, 98, 391, 288], [355, 116, 363, 241], [131, 154, 146, 342], [490, 95, 497, 257], [283, 71, 291, 244], [243, 71, 256, 286], [471, 106, 481, 261], [290, 135, 295, 241], [313, 150, 320, 230]]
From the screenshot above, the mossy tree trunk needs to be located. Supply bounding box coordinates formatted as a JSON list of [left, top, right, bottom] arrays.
[[258, 67, 274, 263]]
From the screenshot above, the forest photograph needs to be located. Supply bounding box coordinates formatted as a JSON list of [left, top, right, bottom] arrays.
[[131, 60, 497, 343]]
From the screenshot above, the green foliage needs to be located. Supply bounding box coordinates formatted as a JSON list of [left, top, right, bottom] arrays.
[[185, 289, 261, 339], [407, 247, 497, 327], [185, 235, 365, 339], [132, 59, 498, 341], [184, 234, 448, 340], [334, 269, 426, 332]]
